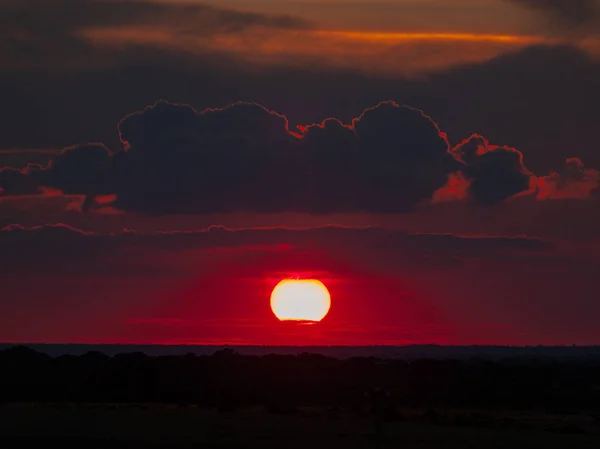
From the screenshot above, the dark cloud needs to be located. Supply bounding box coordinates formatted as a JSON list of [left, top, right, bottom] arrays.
[[452, 135, 532, 204], [437, 136, 600, 204], [37, 143, 115, 211], [0, 100, 461, 214], [3, 97, 599, 213], [506, 0, 600, 30], [0, 167, 40, 196], [0, 144, 115, 210], [297, 102, 461, 213], [113, 101, 308, 213]]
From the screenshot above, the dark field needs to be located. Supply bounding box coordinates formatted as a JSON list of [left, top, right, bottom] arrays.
[[2, 403, 600, 449], [2, 346, 600, 448]]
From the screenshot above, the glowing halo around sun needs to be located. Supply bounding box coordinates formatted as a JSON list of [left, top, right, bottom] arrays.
[[270, 279, 331, 322]]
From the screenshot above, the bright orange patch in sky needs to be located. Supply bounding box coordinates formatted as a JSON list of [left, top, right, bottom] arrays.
[[81, 26, 553, 77], [270, 279, 331, 322], [315, 31, 542, 44]]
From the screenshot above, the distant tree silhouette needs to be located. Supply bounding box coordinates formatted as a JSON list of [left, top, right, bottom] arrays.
[[1, 345, 600, 416]]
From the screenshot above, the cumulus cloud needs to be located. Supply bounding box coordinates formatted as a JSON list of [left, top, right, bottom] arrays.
[[38, 143, 115, 211], [1, 100, 458, 214], [0, 144, 115, 211], [297, 102, 460, 213], [114, 101, 307, 213], [1, 100, 599, 214], [451, 135, 533, 204], [434, 135, 600, 204]]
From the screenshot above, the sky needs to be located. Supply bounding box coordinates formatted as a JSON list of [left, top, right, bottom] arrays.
[[1, 0, 600, 346]]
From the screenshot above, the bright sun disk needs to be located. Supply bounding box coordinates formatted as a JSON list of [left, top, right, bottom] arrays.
[[270, 279, 331, 322]]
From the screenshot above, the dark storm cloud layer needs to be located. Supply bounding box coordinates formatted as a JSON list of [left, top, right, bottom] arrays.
[[506, 0, 600, 30], [2, 100, 552, 213]]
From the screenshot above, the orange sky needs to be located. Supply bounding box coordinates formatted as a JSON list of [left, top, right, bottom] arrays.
[[81, 27, 551, 77], [77, 0, 598, 77], [3, 0, 597, 75]]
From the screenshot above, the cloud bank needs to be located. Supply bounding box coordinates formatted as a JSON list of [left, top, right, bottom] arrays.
[[2, 99, 598, 215]]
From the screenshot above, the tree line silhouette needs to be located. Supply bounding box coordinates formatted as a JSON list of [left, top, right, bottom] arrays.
[[2, 346, 599, 413]]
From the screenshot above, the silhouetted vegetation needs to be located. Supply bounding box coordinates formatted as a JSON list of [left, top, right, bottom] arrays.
[[2, 346, 600, 414]]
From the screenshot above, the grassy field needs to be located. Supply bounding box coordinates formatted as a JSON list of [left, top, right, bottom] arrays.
[[1, 403, 600, 448]]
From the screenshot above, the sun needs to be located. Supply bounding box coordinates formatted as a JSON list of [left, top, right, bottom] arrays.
[[270, 279, 331, 322]]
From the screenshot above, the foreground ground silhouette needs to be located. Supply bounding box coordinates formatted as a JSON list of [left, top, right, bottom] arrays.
[[1, 346, 600, 448]]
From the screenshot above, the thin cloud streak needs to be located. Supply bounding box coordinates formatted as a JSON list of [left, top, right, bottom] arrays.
[[4, 0, 599, 77], [317, 31, 547, 44], [83, 26, 556, 76]]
